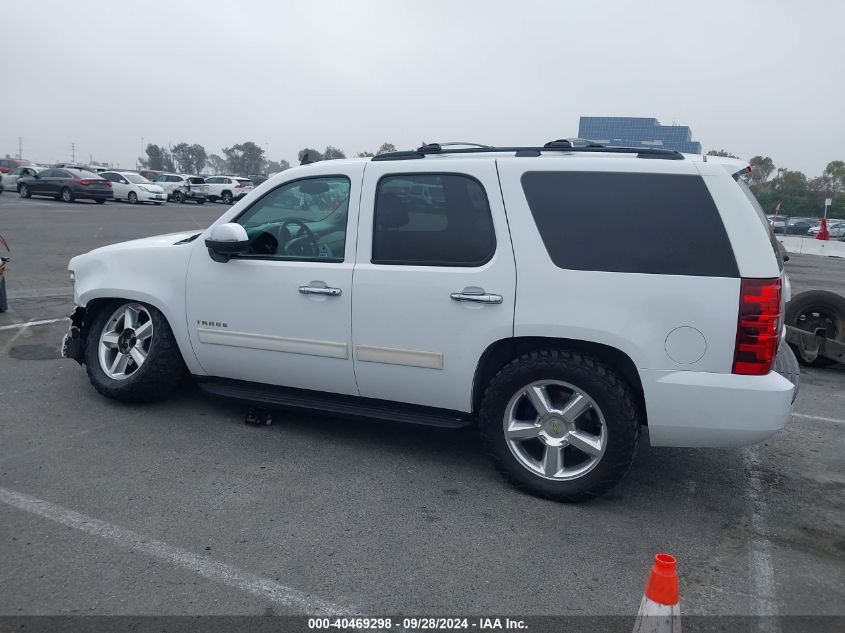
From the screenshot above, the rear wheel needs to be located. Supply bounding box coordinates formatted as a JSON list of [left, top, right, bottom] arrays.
[[479, 349, 640, 502], [61, 187, 74, 203], [84, 301, 186, 403], [173, 190, 185, 204], [95, 198, 106, 204], [222, 191, 233, 204], [19, 183, 31, 198], [128, 191, 138, 204], [786, 290, 845, 367]]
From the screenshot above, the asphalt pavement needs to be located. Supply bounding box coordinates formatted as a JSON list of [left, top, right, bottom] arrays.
[[1, 193, 843, 622]]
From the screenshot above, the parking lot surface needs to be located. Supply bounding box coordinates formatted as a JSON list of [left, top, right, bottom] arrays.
[[1, 194, 844, 619]]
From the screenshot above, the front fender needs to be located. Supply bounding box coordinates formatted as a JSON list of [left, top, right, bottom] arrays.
[[70, 243, 204, 375]]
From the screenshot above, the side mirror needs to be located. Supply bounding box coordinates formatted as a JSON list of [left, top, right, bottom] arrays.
[[205, 223, 250, 263]]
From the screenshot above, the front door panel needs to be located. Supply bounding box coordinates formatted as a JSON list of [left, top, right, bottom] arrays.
[[185, 164, 364, 396]]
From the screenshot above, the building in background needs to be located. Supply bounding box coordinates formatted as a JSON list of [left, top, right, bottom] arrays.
[[578, 117, 702, 154]]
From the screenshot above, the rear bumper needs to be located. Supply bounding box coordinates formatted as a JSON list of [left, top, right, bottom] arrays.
[[642, 368, 794, 447], [77, 189, 112, 199]]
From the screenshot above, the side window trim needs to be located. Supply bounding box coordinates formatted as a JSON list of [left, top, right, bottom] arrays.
[[371, 171, 497, 268]]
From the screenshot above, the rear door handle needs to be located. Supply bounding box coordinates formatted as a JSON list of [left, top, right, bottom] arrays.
[[299, 285, 342, 297], [450, 291, 503, 304]]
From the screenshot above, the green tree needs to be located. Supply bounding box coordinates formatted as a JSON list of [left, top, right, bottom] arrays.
[[266, 159, 291, 174], [140, 144, 174, 171], [298, 148, 323, 164], [706, 149, 739, 158], [824, 160, 845, 194], [376, 142, 396, 156], [323, 146, 346, 160], [222, 142, 265, 176], [171, 142, 208, 174], [207, 154, 227, 175], [748, 156, 775, 189]]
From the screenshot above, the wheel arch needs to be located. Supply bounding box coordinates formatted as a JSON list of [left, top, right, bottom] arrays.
[[472, 336, 647, 424]]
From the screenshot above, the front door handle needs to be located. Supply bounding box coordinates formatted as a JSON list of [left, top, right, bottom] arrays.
[[450, 291, 503, 304], [299, 285, 342, 297]]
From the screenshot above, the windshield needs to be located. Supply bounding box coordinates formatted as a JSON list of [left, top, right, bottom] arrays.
[[188, 177, 205, 185], [124, 173, 150, 184]]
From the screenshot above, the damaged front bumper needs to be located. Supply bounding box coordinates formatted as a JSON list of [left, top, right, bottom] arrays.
[[61, 306, 86, 364]]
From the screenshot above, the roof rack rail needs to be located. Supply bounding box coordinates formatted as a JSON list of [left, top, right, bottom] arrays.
[[371, 143, 684, 161]]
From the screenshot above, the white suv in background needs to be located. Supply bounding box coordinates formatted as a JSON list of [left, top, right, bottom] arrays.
[[151, 174, 208, 204], [62, 141, 796, 501], [205, 176, 255, 204], [100, 171, 167, 205]]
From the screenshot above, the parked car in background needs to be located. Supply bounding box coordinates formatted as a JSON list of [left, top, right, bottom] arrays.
[[808, 221, 845, 238], [785, 217, 819, 235], [100, 171, 167, 205], [249, 174, 269, 186], [151, 174, 208, 204], [0, 158, 35, 174], [1, 165, 45, 191], [766, 215, 788, 233], [17, 167, 112, 204], [205, 176, 254, 204]]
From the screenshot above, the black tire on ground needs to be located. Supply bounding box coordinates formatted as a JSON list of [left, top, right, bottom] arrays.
[[174, 191, 185, 204], [786, 290, 845, 367], [84, 301, 187, 403], [128, 191, 138, 204], [154, 202, 162, 205], [19, 183, 31, 198], [478, 349, 641, 502], [222, 191, 233, 204], [196, 198, 205, 205], [61, 187, 74, 203], [95, 198, 106, 204], [207, 196, 217, 203], [773, 343, 800, 403]]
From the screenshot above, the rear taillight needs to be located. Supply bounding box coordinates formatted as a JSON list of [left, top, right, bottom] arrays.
[[234, 183, 243, 188], [732, 277, 783, 375], [74, 179, 91, 185]]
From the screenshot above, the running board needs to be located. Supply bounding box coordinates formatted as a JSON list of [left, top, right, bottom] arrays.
[[195, 377, 473, 430]]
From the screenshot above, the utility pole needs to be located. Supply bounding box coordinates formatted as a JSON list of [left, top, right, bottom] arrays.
[[70, 142, 76, 163], [17, 137, 22, 159]]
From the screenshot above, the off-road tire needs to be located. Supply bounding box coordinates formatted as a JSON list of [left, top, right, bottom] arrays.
[[478, 349, 640, 502], [84, 301, 186, 403]]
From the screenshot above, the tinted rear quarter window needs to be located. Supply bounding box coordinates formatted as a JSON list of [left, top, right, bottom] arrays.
[[520, 171, 738, 277]]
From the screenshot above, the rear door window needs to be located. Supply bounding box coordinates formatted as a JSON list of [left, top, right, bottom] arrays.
[[372, 173, 496, 266], [520, 171, 738, 277]]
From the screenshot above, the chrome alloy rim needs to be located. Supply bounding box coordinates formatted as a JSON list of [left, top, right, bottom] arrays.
[[98, 303, 153, 380], [503, 380, 607, 480]]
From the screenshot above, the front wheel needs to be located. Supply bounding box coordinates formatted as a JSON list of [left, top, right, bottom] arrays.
[[128, 191, 138, 204], [19, 183, 31, 198], [478, 349, 640, 502], [221, 191, 233, 204], [173, 191, 185, 204], [84, 301, 186, 403], [61, 187, 74, 203]]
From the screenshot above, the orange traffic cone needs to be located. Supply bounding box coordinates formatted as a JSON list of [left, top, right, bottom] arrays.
[[816, 218, 830, 241], [632, 554, 681, 633]]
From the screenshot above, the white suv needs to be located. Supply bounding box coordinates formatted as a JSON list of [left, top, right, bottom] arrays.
[[62, 142, 796, 501], [205, 176, 255, 204], [151, 173, 208, 204]]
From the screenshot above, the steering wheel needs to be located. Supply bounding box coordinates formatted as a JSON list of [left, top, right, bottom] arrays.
[[280, 219, 319, 258]]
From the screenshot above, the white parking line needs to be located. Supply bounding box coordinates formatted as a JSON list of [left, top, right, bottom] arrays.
[[0, 317, 68, 331], [0, 486, 357, 616], [743, 446, 780, 633], [792, 412, 845, 425]]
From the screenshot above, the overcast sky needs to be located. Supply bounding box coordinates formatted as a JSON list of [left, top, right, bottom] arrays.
[[2, 0, 842, 175]]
